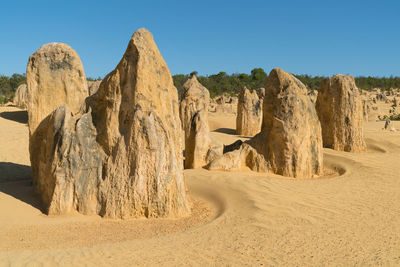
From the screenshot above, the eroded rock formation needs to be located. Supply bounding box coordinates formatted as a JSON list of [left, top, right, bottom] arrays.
[[26, 43, 88, 135], [185, 109, 223, 168], [362, 100, 370, 122], [13, 84, 28, 108], [180, 75, 222, 168], [384, 119, 396, 131], [30, 28, 191, 218], [88, 80, 101, 95], [308, 90, 318, 104], [236, 87, 262, 136], [208, 68, 323, 178], [316, 75, 367, 152]]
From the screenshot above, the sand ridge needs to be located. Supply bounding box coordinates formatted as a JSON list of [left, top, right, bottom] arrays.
[[1, 106, 400, 265]]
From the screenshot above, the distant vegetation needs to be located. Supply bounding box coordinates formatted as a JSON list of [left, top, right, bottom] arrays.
[[173, 69, 400, 98], [86, 77, 102, 81], [0, 73, 26, 104], [0, 75, 100, 104], [174, 69, 268, 98], [2, 70, 400, 104]]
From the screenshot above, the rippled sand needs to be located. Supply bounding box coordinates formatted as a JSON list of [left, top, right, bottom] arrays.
[[1, 105, 400, 266]]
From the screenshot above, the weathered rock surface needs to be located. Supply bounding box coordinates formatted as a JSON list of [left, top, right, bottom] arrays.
[[30, 28, 191, 218], [13, 84, 28, 108], [88, 80, 101, 95], [180, 75, 222, 168], [180, 75, 210, 139], [236, 87, 262, 136], [26, 43, 89, 135], [256, 88, 265, 99], [229, 96, 238, 105], [316, 75, 367, 152], [308, 89, 318, 103], [208, 68, 324, 178], [384, 119, 396, 131], [185, 109, 223, 168], [362, 100, 370, 122]]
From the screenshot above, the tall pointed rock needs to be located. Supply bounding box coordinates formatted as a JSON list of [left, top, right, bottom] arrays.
[[30, 28, 191, 218]]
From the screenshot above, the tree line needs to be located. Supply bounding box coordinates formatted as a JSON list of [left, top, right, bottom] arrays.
[[173, 69, 268, 98], [174, 69, 400, 98], [2, 70, 400, 104], [0, 74, 100, 104]]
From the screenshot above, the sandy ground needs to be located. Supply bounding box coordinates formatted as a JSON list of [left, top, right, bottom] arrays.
[[1, 105, 400, 266]]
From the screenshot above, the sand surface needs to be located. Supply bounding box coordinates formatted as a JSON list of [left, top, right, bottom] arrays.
[[1, 106, 400, 266]]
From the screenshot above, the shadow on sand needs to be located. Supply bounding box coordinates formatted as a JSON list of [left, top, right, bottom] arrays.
[[0, 110, 28, 124], [213, 128, 252, 139], [0, 162, 43, 212], [213, 128, 237, 135]]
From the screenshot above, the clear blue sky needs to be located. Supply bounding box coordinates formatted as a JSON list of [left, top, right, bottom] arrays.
[[1, 0, 399, 78]]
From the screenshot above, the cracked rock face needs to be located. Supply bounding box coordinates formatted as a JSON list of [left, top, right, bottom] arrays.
[[179, 75, 222, 168], [26, 43, 88, 136], [30, 28, 191, 218], [316, 75, 367, 152], [208, 68, 324, 178], [236, 87, 262, 136]]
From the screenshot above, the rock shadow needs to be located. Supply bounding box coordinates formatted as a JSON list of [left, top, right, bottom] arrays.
[[213, 128, 252, 139], [213, 128, 236, 135], [0, 162, 43, 212], [0, 110, 28, 124]]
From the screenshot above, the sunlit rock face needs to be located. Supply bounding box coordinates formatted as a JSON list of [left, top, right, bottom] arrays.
[[29, 28, 191, 218]]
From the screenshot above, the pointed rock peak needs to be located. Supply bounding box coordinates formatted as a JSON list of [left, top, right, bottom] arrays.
[[181, 73, 209, 101], [240, 86, 249, 94], [93, 27, 174, 122], [183, 74, 204, 90], [266, 68, 307, 95], [128, 28, 161, 55]]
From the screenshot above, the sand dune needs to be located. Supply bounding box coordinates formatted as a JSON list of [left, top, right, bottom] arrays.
[[1, 105, 400, 265]]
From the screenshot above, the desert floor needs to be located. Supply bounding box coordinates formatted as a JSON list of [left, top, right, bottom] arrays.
[[1, 105, 400, 266]]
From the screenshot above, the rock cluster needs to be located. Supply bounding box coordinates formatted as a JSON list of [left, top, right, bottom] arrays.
[[236, 87, 262, 136], [210, 95, 237, 114], [180, 75, 222, 168], [13, 83, 28, 108], [26, 43, 89, 135], [376, 93, 389, 102], [29, 28, 190, 218], [316, 75, 367, 152], [208, 68, 323, 178]]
